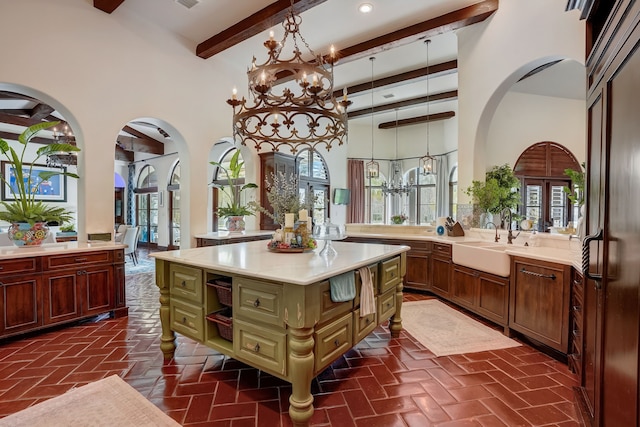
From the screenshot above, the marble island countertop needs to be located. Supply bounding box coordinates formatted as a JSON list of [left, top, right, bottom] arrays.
[[0, 241, 126, 260], [151, 240, 410, 286]]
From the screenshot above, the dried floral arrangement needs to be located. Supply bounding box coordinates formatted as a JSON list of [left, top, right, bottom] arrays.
[[248, 171, 314, 227]]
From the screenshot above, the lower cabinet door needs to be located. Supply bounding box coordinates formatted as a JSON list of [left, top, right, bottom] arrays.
[[170, 299, 204, 342], [83, 266, 114, 316], [43, 270, 80, 325], [377, 289, 396, 322], [353, 308, 377, 343], [234, 319, 287, 377], [315, 313, 353, 374], [0, 274, 42, 336]]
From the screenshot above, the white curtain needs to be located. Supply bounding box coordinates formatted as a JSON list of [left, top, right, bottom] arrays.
[[436, 156, 449, 218]]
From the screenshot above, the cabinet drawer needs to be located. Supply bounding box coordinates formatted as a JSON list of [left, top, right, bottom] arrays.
[[315, 313, 353, 374], [353, 309, 377, 343], [234, 318, 286, 377], [170, 299, 204, 342], [379, 256, 401, 294], [318, 280, 353, 326], [234, 278, 284, 327], [355, 265, 377, 308], [432, 242, 452, 258], [46, 251, 111, 270], [169, 264, 203, 303], [378, 289, 396, 322], [0, 257, 39, 275]]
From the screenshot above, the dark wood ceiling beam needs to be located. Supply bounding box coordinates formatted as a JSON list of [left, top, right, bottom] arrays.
[[333, 60, 457, 99], [0, 109, 30, 116], [94, 0, 126, 14], [347, 90, 458, 119], [332, 0, 498, 65], [0, 92, 38, 102], [30, 104, 55, 121], [0, 130, 51, 145], [196, 0, 328, 59], [122, 125, 165, 145], [115, 146, 135, 162], [116, 135, 164, 155], [378, 111, 456, 129]]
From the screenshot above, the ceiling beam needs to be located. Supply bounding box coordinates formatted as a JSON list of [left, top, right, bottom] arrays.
[[333, 0, 498, 65], [30, 104, 55, 121], [0, 130, 51, 145], [196, 0, 328, 59], [122, 125, 165, 145], [334, 60, 457, 99], [94, 0, 126, 14], [347, 90, 458, 119], [115, 146, 134, 162], [0, 92, 38, 102], [378, 111, 456, 129], [116, 135, 164, 155]]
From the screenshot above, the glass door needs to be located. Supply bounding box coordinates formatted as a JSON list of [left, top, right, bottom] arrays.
[[136, 193, 158, 247]]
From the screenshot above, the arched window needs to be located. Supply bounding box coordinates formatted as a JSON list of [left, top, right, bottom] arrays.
[[212, 147, 248, 231], [449, 166, 458, 219], [135, 165, 158, 247], [514, 142, 581, 231], [296, 149, 330, 226], [168, 162, 180, 249]]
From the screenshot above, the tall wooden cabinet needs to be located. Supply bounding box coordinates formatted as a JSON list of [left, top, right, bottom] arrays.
[[577, 2, 640, 425]]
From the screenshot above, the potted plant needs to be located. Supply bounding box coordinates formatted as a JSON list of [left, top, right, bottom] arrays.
[[465, 164, 520, 228], [209, 149, 258, 232], [562, 162, 585, 207], [0, 121, 80, 246]]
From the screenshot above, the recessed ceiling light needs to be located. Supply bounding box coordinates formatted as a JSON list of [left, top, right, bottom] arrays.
[[359, 3, 373, 14]]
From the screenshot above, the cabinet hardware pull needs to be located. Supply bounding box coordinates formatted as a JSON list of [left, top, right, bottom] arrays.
[[0, 266, 3, 270], [583, 228, 603, 286], [253, 298, 260, 307], [572, 305, 581, 312], [334, 339, 340, 347], [181, 281, 186, 287], [519, 268, 556, 280], [365, 318, 370, 324], [0, 282, 3, 286], [75, 258, 88, 262], [254, 343, 260, 352], [77, 271, 83, 275], [182, 317, 187, 323]]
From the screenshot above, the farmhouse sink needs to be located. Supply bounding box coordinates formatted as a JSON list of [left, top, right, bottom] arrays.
[[452, 242, 511, 277]]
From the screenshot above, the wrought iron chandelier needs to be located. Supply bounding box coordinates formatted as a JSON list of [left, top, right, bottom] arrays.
[[227, 1, 351, 154], [46, 123, 78, 168], [365, 57, 379, 179], [420, 39, 436, 175], [382, 110, 411, 195]]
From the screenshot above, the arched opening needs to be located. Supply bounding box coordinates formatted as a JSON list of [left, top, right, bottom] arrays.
[[514, 141, 581, 231], [211, 146, 250, 232], [296, 149, 330, 226]]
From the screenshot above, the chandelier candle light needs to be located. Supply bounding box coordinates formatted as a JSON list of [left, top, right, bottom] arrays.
[[227, 1, 351, 154], [420, 39, 436, 175], [366, 57, 380, 179]]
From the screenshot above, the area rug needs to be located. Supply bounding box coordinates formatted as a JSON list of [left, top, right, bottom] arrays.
[[0, 375, 180, 427], [125, 256, 155, 276], [402, 299, 521, 357]]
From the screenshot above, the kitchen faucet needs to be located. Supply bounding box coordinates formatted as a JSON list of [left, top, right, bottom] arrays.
[[486, 222, 500, 242], [501, 208, 520, 244]]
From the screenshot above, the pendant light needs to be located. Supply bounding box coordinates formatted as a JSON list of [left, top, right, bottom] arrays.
[[366, 57, 380, 179], [421, 39, 436, 175]]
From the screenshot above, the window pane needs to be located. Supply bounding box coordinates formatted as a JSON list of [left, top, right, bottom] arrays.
[[550, 185, 567, 226]]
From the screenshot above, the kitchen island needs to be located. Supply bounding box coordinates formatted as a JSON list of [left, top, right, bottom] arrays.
[[151, 240, 409, 426]]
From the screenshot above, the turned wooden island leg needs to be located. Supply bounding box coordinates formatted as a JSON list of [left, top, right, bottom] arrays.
[[389, 281, 404, 338], [155, 259, 176, 359], [288, 326, 315, 427]]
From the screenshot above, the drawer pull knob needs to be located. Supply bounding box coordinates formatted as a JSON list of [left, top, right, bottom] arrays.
[[253, 298, 260, 307], [181, 281, 186, 287], [365, 318, 370, 324], [182, 317, 187, 323], [254, 343, 260, 352], [334, 339, 340, 347], [0, 266, 4, 270]]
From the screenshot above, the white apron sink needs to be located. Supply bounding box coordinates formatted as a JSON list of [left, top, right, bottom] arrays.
[[452, 241, 511, 277]]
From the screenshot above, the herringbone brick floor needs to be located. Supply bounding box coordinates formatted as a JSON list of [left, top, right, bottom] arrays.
[[0, 251, 582, 426]]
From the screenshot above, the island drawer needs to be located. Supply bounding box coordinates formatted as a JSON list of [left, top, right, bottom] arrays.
[[355, 265, 378, 308], [378, 289, 396, 322], [315, 313, 353, 374], [170, 299, 204, 342], [0, 257, 39, 276], [353, 309, 377, 343], [169, 264, 203, 303], [45, 251, 112, 270], [234, 278, 284, 327], [379, 256, 401, 294], [318, 280, 353, 326], [234, 318, 286, 377]]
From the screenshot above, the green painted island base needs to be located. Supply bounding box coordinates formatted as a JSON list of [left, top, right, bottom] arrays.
[[153, 250, 407, 426]]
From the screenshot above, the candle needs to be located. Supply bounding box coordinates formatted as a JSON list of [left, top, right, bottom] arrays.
[[269, 30, 274, 41], [342, 87, 348, 101], [285, 213, 294, 229], [312, 74, 318, 86], [260, 71, 266, 85], [231, 87, 237, 100], [299, 209, 308, 221], [330, 45, 335, 58]]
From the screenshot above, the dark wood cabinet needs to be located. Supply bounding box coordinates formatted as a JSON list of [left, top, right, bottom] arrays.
[[259, 152, 296, 230], [0, 248, 126, 339], [568, 269, 584, 376], [431, 243, 451, 298], [404, 241, 431, 291], [452, 264, 509, 328], [509, 257, 571, 353]]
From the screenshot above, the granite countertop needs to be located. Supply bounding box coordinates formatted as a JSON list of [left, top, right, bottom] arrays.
[[151, 240, 410, 286], [0, 241, 126, 260], [194, 230, 274, 240]]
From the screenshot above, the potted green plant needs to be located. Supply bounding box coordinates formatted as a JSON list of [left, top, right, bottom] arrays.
[[465, 164, 520, 228], [209, 149, 258, 232], [0, 121, 80, 246], [562, 162, 585, 207]]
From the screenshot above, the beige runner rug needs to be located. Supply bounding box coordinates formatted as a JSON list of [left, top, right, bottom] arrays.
[[0, 375, 180, 427], [402, 299, 521, 357]]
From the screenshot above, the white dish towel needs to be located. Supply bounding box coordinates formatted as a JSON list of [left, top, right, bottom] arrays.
[[359, 266, 376, 317]]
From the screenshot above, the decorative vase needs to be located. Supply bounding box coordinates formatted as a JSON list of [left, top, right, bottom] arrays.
[[8, 222, 50, 246], [225, 216, 245, 233]]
